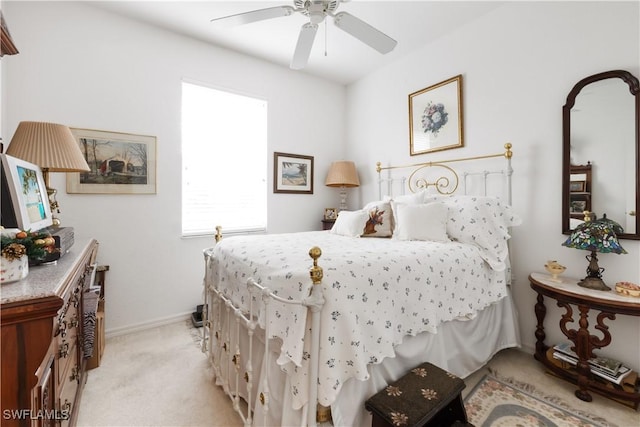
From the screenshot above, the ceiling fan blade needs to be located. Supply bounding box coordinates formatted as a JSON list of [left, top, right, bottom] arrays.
[[333, 11, 397, 54], [290, 23, 318, 70], [211, 6, 294, 27]]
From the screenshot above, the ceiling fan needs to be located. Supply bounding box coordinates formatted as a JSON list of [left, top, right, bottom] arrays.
[[210, 0, 397, 70]]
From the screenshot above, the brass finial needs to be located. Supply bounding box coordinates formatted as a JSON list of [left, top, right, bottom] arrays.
[[309, 246, 323, 285], [504, 143, 513, 159], [214, 225, 222, 243], [376, 162, 382, 173], [583, 211, 593, 222]]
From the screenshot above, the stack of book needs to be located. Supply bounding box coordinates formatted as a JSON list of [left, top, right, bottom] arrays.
[[552, 342, 632, 385]]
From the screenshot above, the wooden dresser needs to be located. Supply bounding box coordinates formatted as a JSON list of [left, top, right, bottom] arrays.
[[1, 238, 99, 427]]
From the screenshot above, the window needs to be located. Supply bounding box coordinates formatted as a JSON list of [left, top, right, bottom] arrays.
[[182, 81, 267, 236]]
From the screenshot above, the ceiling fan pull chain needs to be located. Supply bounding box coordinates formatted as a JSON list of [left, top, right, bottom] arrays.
[[324, 19, 328, 57]]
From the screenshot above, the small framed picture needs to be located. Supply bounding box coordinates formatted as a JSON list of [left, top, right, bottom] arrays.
[[571, 200, 587, 212], [273, 152, 314, 194], [324, 208, 337, 220], [570, 180, 586, 192]]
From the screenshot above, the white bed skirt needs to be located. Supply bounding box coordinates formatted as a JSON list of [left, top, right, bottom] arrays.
[[209, 291, 520, 427]]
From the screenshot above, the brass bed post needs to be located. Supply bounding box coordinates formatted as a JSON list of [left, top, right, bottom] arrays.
[[307, 247, 330, 426]]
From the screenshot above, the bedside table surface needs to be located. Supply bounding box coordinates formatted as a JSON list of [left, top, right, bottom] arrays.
[[530, 272, 640, 308]]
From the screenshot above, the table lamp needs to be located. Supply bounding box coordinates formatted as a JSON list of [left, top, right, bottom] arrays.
[[7, 121, 90, 226], [561, 214, 626, 291], [325, 160, 359, 211]]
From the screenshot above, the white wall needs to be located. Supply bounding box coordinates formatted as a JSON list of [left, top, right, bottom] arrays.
[[1, 1, 346, 334], [346, 1, 640, 370]]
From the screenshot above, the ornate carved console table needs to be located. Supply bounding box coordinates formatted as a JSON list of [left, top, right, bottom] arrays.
[[529, 272, 640, 409]]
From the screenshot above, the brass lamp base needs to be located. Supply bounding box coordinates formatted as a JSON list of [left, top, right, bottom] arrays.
[[578, 276, 611, 291]]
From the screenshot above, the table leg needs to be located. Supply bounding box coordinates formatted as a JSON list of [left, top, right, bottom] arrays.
[[534, 293, 547, 358]]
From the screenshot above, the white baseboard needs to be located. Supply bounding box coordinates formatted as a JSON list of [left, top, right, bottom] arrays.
[[105, 311, 192, 338]]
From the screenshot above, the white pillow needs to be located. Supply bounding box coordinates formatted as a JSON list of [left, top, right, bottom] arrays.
[[383, 191, 425, 205], [393, 202, 450, 242], [329, 210, 368, 237]]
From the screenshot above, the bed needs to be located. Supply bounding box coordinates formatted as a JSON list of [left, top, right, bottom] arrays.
[[202, 144, 521, 427]]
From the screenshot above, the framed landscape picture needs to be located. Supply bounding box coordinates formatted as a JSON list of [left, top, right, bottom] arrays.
[[66, 128, 156, 194], [273, 152, 314, 194]]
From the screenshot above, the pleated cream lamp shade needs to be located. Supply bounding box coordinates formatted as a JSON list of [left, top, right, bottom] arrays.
[[7, 121, 90, 183], [325, 161, 359, 211], [7, 121, 90, 226]]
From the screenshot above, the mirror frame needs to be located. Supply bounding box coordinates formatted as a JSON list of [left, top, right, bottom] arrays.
[[562, 70, 640, 239]]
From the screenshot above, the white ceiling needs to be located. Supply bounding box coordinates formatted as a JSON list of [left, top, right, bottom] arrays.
[[90, 1, 505, 85]]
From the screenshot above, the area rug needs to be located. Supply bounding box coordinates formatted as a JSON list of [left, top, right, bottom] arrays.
[[464, 372, 618, 427]]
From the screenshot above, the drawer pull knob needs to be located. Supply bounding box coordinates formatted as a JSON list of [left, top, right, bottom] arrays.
[[70, 366, 80, 383], [58, 342, 69, 359], [69, 316, 79, 328], [57, 321, 67, 338]]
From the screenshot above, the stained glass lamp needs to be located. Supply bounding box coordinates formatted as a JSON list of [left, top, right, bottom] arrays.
[[562, 214, 626, 291]]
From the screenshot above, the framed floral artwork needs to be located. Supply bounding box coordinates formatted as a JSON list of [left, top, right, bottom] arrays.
[[273, 152, 314, 194], [409, 74, 464, 156], [66, 128, 156, 194]]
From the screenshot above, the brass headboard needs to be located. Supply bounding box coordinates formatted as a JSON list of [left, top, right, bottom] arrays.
[[376, 143, 513, 204]]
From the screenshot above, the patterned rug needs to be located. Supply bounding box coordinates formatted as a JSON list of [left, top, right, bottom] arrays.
[[464, 373, 617, 427]]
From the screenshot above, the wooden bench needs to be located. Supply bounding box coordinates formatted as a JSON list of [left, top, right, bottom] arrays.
[[365, 362, 473, 427]]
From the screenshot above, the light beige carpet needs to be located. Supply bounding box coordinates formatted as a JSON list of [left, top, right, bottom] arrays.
[[77, 320, 639, 427]]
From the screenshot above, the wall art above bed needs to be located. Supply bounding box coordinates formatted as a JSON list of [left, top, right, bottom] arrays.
[[409, 74, 464, 156]]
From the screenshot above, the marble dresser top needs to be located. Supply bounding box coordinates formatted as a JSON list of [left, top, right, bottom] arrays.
[[1, 238, 95, 304]]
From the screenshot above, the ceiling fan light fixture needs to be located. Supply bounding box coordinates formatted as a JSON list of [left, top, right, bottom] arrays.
[[210, 0, 397, 70]]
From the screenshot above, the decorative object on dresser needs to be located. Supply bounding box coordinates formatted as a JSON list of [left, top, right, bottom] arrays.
[[529, 272, 640, 410], [66, 128, 157, 195], [409, 74, 464, 156], [1, 153, 55, 232], [1, 239, 100, 426], [1, 228, 59, 283], [561, 214, 626, 291], [6, 122, 91, 227], [325, 160, 359, 211], [273, 152, 314, 194], [544, 260, 566, 282], [615, 281, 640, 298]]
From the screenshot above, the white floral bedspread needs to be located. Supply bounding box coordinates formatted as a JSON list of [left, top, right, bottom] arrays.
[[208, 231, 509, 408]]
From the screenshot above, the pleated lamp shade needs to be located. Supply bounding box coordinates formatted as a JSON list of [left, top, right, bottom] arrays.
[[7, 121, 90, 173], [325, 161, 360, 187]]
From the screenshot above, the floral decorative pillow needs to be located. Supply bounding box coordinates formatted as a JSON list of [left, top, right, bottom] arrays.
[[330, 210, 369, 237], [361, 201, 394, 237], [439, 195, 522, 270]]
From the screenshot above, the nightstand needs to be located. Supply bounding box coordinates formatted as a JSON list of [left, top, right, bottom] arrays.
[[321, 219, 335, 230], [529, 272, 640, 409]]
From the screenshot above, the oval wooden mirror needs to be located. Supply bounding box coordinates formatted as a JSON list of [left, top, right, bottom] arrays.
[[562, 70, 640, 239]]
